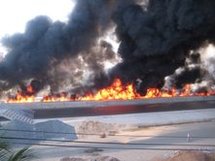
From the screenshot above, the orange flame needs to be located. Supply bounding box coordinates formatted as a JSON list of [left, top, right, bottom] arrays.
[[43, 92, 70, 102], [6, 78, 215, 103], [7, 91, 35, 103], [7, 85, 36, 103], [77, 78, 141, 101]]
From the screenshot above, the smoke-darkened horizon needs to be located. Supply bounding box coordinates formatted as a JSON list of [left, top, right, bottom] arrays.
[[1, 0, 215, 97]]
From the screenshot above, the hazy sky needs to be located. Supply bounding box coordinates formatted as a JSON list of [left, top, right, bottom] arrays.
[[0, 0, 75, 53]]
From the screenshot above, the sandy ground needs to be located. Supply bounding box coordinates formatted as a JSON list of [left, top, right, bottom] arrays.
[[31, 120, 215, 161], [164, 151, 215, 161]]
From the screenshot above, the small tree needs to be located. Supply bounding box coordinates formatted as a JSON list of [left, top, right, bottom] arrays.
[[0, 140, 34, 161]]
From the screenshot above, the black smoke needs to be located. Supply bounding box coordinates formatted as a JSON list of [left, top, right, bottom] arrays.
[[110, 0, 215, 93], [0, 0, 115, 92], [1, 0, 215, 95]]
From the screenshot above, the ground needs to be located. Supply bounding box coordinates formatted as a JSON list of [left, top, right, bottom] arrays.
[[31, 120, 215, 161]]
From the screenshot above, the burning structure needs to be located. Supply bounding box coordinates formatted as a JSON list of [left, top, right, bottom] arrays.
[[1, 0, 215, 103]]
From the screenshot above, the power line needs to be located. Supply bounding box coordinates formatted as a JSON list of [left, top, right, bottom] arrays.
[[0, 128, 214, 139], [0, 136, 215, 148], [6, 140, 215, 152]]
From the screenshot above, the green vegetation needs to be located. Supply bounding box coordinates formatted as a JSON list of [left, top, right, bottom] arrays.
[[0, 140, 34, 161]]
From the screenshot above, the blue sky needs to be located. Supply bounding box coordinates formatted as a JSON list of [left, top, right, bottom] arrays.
[[0, 0, 75, 53]]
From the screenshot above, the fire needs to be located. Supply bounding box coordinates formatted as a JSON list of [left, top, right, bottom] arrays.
[[77, 78, 141, 101], [6, 78, 215, 103], [26, 85, 35, 94], [7, 91, 35, 103], [43, 92, 71, 102], [7, 84, 36, 103]]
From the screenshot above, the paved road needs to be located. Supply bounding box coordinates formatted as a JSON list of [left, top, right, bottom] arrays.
[[31, 121, 215, 161], [1, 96, 215, 119]]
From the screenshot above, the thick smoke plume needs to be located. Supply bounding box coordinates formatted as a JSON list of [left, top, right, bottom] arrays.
[[1, 0, 215, 96], [0, 0, 116, 93], [111, 0, 215, 93]]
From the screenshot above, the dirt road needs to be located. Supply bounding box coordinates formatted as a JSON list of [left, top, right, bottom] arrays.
[[32, 120, 215, 161]]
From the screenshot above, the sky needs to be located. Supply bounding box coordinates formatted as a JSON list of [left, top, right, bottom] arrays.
[[0, 0, 75, 54]]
